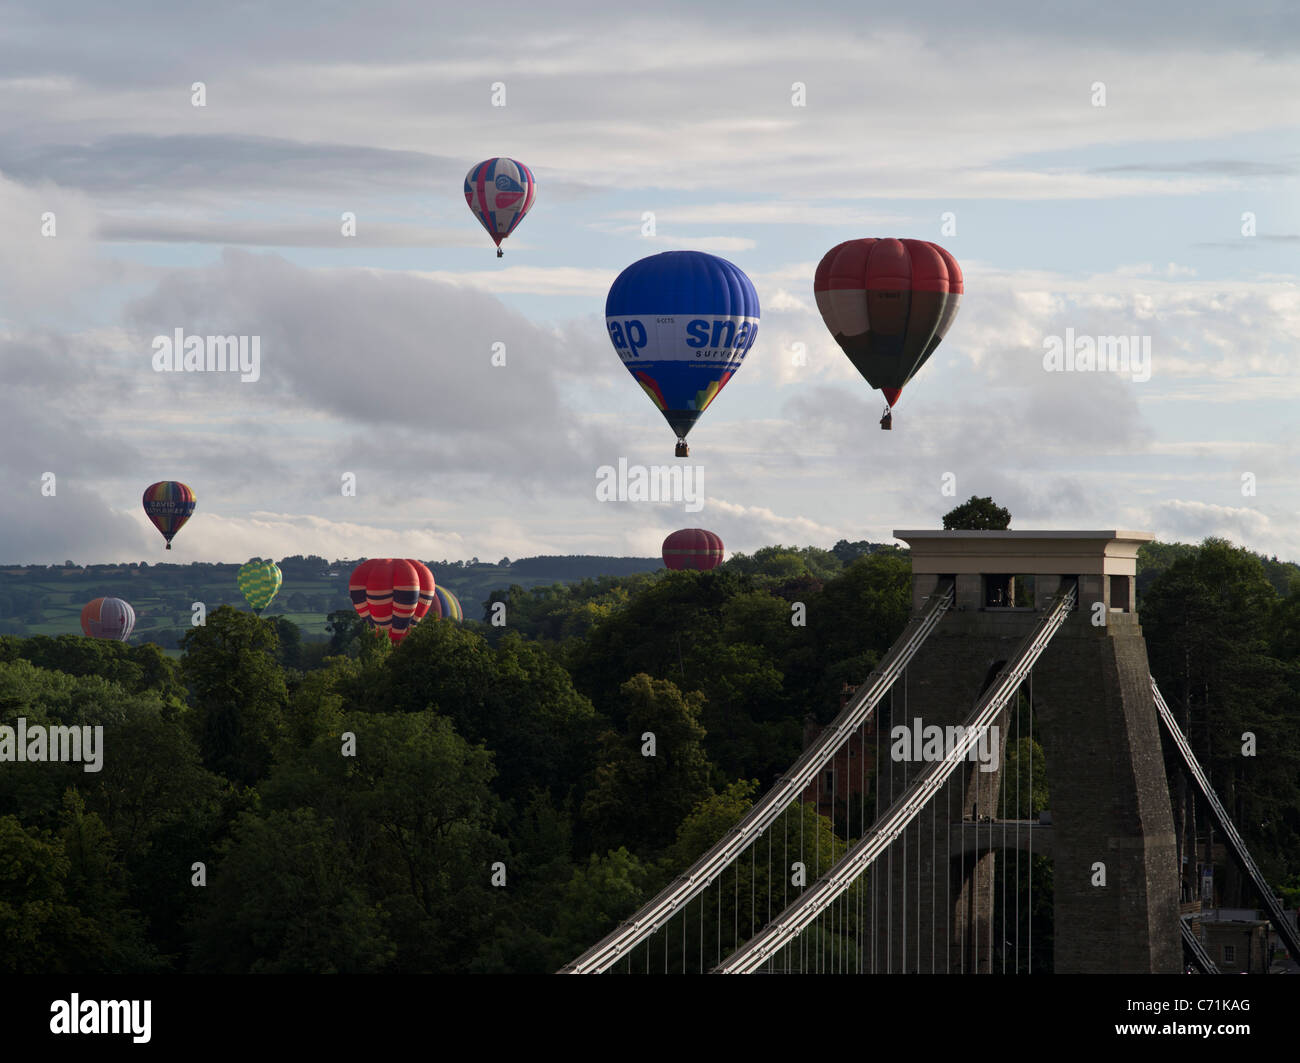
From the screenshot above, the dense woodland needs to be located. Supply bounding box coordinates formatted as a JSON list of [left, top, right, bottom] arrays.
[[1, 535, 1297, 973]]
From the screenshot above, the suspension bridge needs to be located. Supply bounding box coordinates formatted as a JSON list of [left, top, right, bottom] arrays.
[[561, 530, 1300, 975]]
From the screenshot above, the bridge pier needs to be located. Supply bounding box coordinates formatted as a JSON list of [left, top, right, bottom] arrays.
[[870, 531, 1181, 974]]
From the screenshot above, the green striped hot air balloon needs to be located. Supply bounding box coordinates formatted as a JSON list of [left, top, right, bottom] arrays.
[[237, 559, 282, 614]]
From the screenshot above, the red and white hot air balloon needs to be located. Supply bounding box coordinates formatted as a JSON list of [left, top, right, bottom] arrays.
[[81, 597, 136, 641], [814, 238, 962, 430], [464, 157, 536, 257]]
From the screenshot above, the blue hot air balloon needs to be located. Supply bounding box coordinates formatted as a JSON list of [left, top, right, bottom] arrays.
[[606, 251, 760, 456]]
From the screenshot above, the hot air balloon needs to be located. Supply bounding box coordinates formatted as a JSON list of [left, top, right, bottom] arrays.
[[349, 558, 382, 626], [237, 559, 282, 615], [142, 481, 196, 549], [465, 157, 536, 257], [606, 251, 760, 456], [81, 597, 136, 641], [662, 529, 724, 571], [431, 585, 463, 620], [349, 558, 427, 643], [410, 561, 437, 621], [814, 239, 962, 430]]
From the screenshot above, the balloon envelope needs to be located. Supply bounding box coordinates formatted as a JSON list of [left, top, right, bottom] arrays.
[[237, 560, 282, 613], [142, 481, 196, 549], [464, 157, 536, 250], [662, 529, 724, 571], [432, 585, 463, 621], [410, 561, 436, 620], [814, 238, 962, 407], [352, 558, 431, 642], [606, 251, 759, 446], [81, 597, 136, 641]]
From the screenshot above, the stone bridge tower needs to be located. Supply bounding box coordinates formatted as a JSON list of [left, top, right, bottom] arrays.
[[870, 530, 1181, 974]]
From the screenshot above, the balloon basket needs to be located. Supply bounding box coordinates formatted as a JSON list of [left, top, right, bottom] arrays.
[[879, 407, 893, 431], [497, 248, 503, 258], [675, 440, 689, 458], [166, 543, 172, 550]]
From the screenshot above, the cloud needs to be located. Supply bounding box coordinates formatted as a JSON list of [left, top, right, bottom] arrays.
[[1092, 159, 1297, 177], [98, 218, 484, 248], [0, 173, 103, 315], [1151, 499, 1275, 547], [2, 16, 1297, 204]]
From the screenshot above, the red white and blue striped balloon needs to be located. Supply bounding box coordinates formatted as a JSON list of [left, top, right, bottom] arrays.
[[464, 157, 536, 253]]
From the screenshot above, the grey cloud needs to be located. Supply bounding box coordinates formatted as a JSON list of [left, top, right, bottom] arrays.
[[97, 218, 483, 248], [1092, 159, 1297, 177], [2, 0, 1295, 87], [0, 471, 147, 566], [0, 134, 461, 196], [121, 249, 621, 481]]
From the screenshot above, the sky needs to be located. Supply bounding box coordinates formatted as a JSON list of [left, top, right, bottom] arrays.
[[1, 0, 1298, 565]]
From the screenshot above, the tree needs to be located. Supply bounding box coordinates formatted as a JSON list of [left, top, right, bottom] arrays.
[[325, 609, 370, 657], [189, 808, 394, 973], [942, 496, 1011, 530], [0, 815, 101, 973], [259, 712, 505, 972], [1143, 539, 1299, 889], [180, 607, 288, 786], [580, 674, 713, 856], [379, 622, 597, 807]]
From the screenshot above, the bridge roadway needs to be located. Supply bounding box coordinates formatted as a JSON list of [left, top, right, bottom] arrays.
[[946, 818, 1053, 860]]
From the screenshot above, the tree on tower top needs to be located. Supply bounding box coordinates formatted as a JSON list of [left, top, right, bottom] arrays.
[[942, 496, 1011, 530]]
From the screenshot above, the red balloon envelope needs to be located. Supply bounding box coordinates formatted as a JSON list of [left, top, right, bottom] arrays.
[[350, 558, 433, 643], [662, 529, 724, 571], [814, 238, 962, 425], [410, 561, 436, 621], [349, 558, 383, 624]]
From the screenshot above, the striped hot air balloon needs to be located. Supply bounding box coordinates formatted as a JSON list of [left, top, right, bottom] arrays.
[[464, 157, 537, 257], [411, 561, 437, 621], [432, 585, 463, 621], [814, 238, 962, 430], [142, 481, 196, 549], [662, 529, 724, 571], [349, 558, 381, 626], [81, 597, 136, 641], [350, 559, 428, 643], [237, 559, 282, 614]]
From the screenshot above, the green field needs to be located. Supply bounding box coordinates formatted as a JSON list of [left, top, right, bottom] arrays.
[[0, 555, 663, 646]]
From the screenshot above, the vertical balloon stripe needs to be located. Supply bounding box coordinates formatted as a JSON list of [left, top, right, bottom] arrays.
[[432, 585, 463, 621]]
